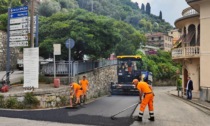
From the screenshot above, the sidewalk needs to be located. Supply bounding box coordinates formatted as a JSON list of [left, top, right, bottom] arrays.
[[169, 89, 210, 111], [131, 88, 210, 126]]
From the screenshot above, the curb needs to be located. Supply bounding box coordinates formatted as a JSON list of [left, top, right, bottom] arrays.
[[168, 91, 210, 112], [0, 94, 108, 112]]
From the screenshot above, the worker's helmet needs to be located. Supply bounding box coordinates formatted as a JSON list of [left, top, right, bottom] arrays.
[[132, 79, 139, 84]]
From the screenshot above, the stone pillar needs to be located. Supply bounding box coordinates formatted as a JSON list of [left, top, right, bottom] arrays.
[[195, 23, 199, 45]]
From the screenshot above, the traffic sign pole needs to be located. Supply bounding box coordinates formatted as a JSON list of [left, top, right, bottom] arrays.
[[65, 38, 75, 84], [69, 39, 71, 84], [35, 15, 39, 47], [30, 0, 34, 48], [6, 8, 11, 85]]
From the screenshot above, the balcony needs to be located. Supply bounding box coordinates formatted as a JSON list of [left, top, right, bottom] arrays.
[[172, 46, 200, 59]]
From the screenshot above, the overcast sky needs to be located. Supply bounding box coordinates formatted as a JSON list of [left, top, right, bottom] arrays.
[[131, 0, 189, 26]]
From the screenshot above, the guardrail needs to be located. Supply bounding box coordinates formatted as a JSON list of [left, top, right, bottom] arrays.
[[172, 46, 200, 58], [40, 60, 117, 76]]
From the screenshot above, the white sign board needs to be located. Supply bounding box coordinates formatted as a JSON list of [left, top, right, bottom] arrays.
[[10, 29, 28, 36], [10, 16, 37, 24], [53, 44, 61, 55], [10, 41, 28, 47], [10, 17, 28, 24], [23, 48, 39, 88], [10, 23, 36, 30], [10, 36, 28, 41]]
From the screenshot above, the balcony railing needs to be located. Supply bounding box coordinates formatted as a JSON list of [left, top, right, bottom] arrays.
[[182, 7, 198, 17], [172, 46, 200, 58]]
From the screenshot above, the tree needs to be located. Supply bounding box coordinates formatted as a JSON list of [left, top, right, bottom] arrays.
[[159, 11, 162, 20], [0, 0, 22, 14], [55, 0, 78, 9], [38, 0, 61, 17], [146, 3, 151, 14], [38, 9, 146, 60], [141, 3, 145, 12]]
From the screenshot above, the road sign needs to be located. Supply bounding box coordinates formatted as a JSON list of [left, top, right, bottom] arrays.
[[10, 36, 28, 42], [10, 30, 28, 36], [54, 44, 61, 55], [10, 17, 27, 24], [9, 41, 28, 47], [65, 38, 75, 49], [10, 12, 28, 19], [10, 23, 36, 30], [10, 16, 37, 24], [10, 6, 28, 13]]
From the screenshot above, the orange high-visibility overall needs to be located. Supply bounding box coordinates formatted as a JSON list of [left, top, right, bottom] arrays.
[[137, 81, 154, 112], [72, 83, 83, 98], [80, 79, 89, 95]]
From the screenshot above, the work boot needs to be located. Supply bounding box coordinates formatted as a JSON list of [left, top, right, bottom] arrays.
[[135, 112, 143, 122], [148, 111, 155, 121], [136, 116, 142, 122], [148, 117, 155, 121]]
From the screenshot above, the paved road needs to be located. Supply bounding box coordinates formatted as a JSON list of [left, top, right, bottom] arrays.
[[1, 87, 210, 126], [0, 95, 138, 126], [0, 71, 23, 84], [132, 87, 210, 126]]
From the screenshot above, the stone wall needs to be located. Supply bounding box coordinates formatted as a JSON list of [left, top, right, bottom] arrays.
[[0, 30, 19, 71], [72, 65, 117, 100], [153, 79, 176, 86], [1, 65, 117, 108]]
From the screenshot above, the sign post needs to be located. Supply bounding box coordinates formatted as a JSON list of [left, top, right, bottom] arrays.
[[53, 44, 61, 78], [65, 38, 75, 84]]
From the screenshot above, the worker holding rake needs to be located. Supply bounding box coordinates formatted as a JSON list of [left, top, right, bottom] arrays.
[[132, 77, 155, 122]]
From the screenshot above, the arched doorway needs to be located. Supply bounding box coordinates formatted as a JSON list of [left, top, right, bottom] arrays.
[[188, 24, 196, 46]]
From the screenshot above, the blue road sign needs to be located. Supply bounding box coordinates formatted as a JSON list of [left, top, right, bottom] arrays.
[[10, 12, 28, 18], [65, 38, 75, 49], [11, 6, 28, 13]]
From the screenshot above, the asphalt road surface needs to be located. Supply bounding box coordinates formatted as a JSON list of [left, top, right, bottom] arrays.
[[0, 95, 139, 126], [0, 71, 23, 84], [132, 87, 210, 126]]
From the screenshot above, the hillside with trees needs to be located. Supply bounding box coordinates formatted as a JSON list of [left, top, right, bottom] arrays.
[[38, 9, 146, 60], [0, 0, 173, 60]]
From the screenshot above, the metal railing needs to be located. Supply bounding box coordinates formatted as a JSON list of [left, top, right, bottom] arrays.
[[172, 46, 200, 58], [182, 7, 198, 17], [41, 59, 117, 76], [200, 86, 210, 102]]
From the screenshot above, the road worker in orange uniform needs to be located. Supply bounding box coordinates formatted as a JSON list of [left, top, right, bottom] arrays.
[[79, 76, 89, 104], [132, 77, 155, 122], [69, 82, 83, 107]]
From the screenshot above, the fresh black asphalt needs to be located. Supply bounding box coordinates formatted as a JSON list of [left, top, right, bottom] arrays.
[[0, 95, 139, 126]]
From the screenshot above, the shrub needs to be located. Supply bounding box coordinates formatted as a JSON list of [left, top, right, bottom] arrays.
[[60, 96, 67, 106], [0, 95, 5, 108], [5, 97, 18, 109], [23, 92, 39, 108], [39, 75, 52, 84]]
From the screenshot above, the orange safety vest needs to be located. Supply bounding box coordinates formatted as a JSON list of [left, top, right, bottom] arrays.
[[137, 81, 152, 93]]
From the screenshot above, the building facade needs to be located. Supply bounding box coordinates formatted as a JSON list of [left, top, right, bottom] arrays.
[[172, 0, 210, 101], [146, 32, 173, 52], [168, 29, 181, 45]]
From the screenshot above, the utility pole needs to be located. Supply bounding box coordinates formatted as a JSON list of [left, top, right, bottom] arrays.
[[30, 0, 34, 48]]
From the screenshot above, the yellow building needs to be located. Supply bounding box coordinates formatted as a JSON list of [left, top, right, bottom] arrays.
[[168, 29, 181, 45], [172, 0, 210, 101]]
